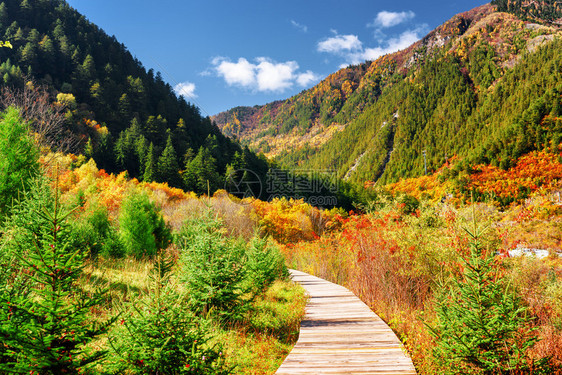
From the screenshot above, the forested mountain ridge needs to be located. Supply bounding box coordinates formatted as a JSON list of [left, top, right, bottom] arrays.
[[493, 0, 562, 22], [212, 5, 498, 158], [0, 0, 268, 195], [213, 3, 562, 185]]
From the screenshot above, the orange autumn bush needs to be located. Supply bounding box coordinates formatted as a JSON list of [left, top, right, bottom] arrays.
[[386, 168, 456, 203], [384, 150, 562, 209], [251, 197, 329, 244], [467, 151, 562, 200]]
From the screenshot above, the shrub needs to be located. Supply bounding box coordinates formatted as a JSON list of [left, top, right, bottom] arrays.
[[245, 236, 288, 295], [398, 194, 420, 215], [0, 178, 113, 373], [70, 201, 125, 258], [177, 211, 248, 318], [110, 255, 229, 374], [0, 107, 39, 217], [119, 190, 172, 258]]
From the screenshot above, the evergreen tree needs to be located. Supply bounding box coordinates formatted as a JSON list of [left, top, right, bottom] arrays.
[[429, 224, 546, 374], [0, 178, 114, 373], [178, 212, 248, 316], [117, 93, 131, 126], [19, 42, 36, 68], [0, 0, 255, 198], [27, 29, 40, 44], [143, 142, 156, 182], [79, 54, 95, 81], [0, 107, 39, 217], [145, 115, 167, 145], [134, 134, 148, 171], [109, 254, 229, 374], [0, 3, 8, 28], [157, 133, 181, 188], [114, 118, 144, 178], [183, 146, 221, 195], [93, 130, 115, 172], [38, 35, 55, 74], [118, 190, 172, 258]]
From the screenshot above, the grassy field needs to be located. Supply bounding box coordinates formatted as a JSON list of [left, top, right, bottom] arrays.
[[78, 256, 307, 374]]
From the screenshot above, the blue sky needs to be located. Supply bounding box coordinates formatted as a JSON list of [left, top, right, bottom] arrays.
[[66, 0, 488, 116]]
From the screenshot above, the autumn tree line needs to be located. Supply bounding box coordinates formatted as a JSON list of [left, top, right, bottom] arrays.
[[492, 0, 562, 22]]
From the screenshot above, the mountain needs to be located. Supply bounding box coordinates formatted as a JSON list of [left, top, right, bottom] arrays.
[[0, 0, 268, 196], [213, 3, 562, 186], [493, 0, 562, 22]]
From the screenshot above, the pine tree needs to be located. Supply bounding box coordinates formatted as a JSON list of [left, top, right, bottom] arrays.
[[143, 142, 156, 182], [38, 35, 55, 72], [117, 93, 131, 124], [178, 211, 248, 317], [0, 178, 114, 373], [94, 130, 115, 172], [20, 42, 37, 68], [182, 148, 197, 192], [79, 54, 95, 81], [109, 254, 229, 374], [0, 107, 39, 217], [183, 147, 221, 195], [157, 133, 181, 188], [118, 190, 172, 258], [134, 134, 148, 170], [429, 223, 546, 374], [115, 119, 143, 177], [0, 2, 9, 27], [144, 115, 167, 145]]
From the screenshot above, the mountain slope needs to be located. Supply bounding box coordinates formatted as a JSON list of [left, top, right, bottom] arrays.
[[0, 0, 268, 195], [214, 3, 562, 185], [493, 0, 562, 22]]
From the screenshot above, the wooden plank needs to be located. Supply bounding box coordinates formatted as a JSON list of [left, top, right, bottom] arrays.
[[276, 270, 417, 375]]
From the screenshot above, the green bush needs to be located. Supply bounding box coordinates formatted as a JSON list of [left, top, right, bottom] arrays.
[[398, 194, 420, 215], [0, 178, 113, 373], [177, 211, 248, 318], [119, 190, 172, 258], [110, 255, 229, 374], [245, 236, 288, 295], [70, 202, 125, 258], [178, 210, 289, 320], [0, 107, 39, 217]]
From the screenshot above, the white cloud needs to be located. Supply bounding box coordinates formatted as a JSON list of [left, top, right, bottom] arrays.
[[212, 57, 320, 93], [371, 10, 415, 28], [174, 81, 197, 99], [320, 27, 427, 67], [213, 57, 256, 88], [255, 58, 298, 92], [297, 70, 321, 87], [317, 34, 362, 54], [291, 20, 308, 33], [359, 29, 422, 62]]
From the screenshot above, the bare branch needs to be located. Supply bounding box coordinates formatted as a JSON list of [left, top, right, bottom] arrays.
[[0, 81, 80, 154]]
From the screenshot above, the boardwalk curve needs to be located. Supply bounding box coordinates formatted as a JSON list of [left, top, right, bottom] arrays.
[[276, 270, 417, 375]]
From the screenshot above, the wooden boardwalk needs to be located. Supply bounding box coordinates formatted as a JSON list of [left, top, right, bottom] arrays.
[[276, 270, 417, 375]]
